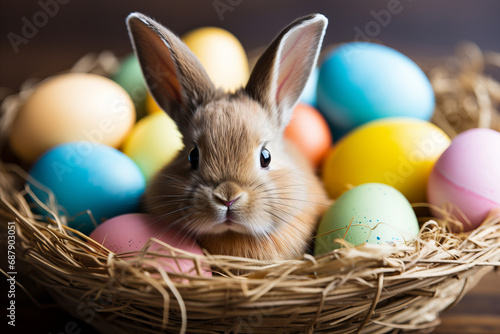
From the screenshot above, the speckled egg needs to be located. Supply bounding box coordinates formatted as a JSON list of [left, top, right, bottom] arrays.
[[315, 183, 420, 254]]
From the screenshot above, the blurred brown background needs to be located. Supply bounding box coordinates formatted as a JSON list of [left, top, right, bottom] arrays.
[[1, 0, 499, 333], [1, 0, 499, 91]]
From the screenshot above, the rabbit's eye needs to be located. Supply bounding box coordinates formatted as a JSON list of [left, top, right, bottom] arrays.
[[189, 146, 199, 169], [260, 147, 271, 168]]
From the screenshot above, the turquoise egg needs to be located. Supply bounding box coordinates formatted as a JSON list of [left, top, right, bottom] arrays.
[[316, 42, 435, 134], [315, 183, 420, 255], [299, 67, 319, 107], [29, 142, 145, 235], [112, 53, 148, 116]]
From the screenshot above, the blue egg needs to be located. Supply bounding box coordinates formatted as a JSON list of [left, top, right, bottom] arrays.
[[317, 42, 435, 133], [29, 142, 145, 235], [299, 67, 319, 106]]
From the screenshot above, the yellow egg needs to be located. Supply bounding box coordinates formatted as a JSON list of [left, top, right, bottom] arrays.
[[145, 92, 163, 114], [122, 112, 183, 181], [322, 118, 451, 203], [181, 27, 249, 92], [9, 73, 135, 163]]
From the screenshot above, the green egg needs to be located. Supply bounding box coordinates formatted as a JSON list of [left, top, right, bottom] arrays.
[[112, 53, 148, 117], [315, 183, 420, 255]]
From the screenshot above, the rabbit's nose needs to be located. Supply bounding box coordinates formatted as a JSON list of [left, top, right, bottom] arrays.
[[215, 194, 242, 208], [213, 181, 247, 208]]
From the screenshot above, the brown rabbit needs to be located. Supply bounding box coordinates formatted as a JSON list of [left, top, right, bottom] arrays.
[[127, 12, 331, 261]]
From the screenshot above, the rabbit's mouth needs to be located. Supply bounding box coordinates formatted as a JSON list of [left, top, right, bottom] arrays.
[[225, 210, 237, 222], [209, 218, 249, 234], [202, 211, 271, 235]]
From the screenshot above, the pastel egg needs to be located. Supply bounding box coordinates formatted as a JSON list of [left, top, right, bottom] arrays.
[[284, 103, 332, 168], [9, 73, 135, 163], [315, 183, 420, 254], [182, 27, 249, 92], [298, 67, 319, 107], [122, 112, 183, 181], [90, 213, 211, 276], [317, 42, 435, 134], [322, 118, 450, 203], [112, 53, 148, 115], [29, 142, 145, 235], [145, 92, 163, 114], [428, 128, 500, 231]]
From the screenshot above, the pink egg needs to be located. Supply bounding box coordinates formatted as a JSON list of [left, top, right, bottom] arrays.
[[89, 213, 211, 276], [427, 128, 500, 231]]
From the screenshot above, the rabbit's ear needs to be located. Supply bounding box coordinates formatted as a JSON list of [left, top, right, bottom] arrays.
[[245, 14, 327, 130], [127, 13, 215, 130]]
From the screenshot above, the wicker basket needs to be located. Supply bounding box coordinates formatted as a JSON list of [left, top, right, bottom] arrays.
[[1, 44, 499, 334]]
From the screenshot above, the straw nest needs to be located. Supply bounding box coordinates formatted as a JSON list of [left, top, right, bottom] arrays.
[[1, 43, 500, 334]]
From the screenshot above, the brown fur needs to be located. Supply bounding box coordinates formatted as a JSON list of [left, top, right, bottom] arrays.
[[127, 13, 330, 260]]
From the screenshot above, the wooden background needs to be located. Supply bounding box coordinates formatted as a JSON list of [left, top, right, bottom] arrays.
[[1, 0, 499, 333], [1, 0, 499, 91]]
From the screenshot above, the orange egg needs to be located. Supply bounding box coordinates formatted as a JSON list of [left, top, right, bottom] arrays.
[[284, 103, 332, 168]]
